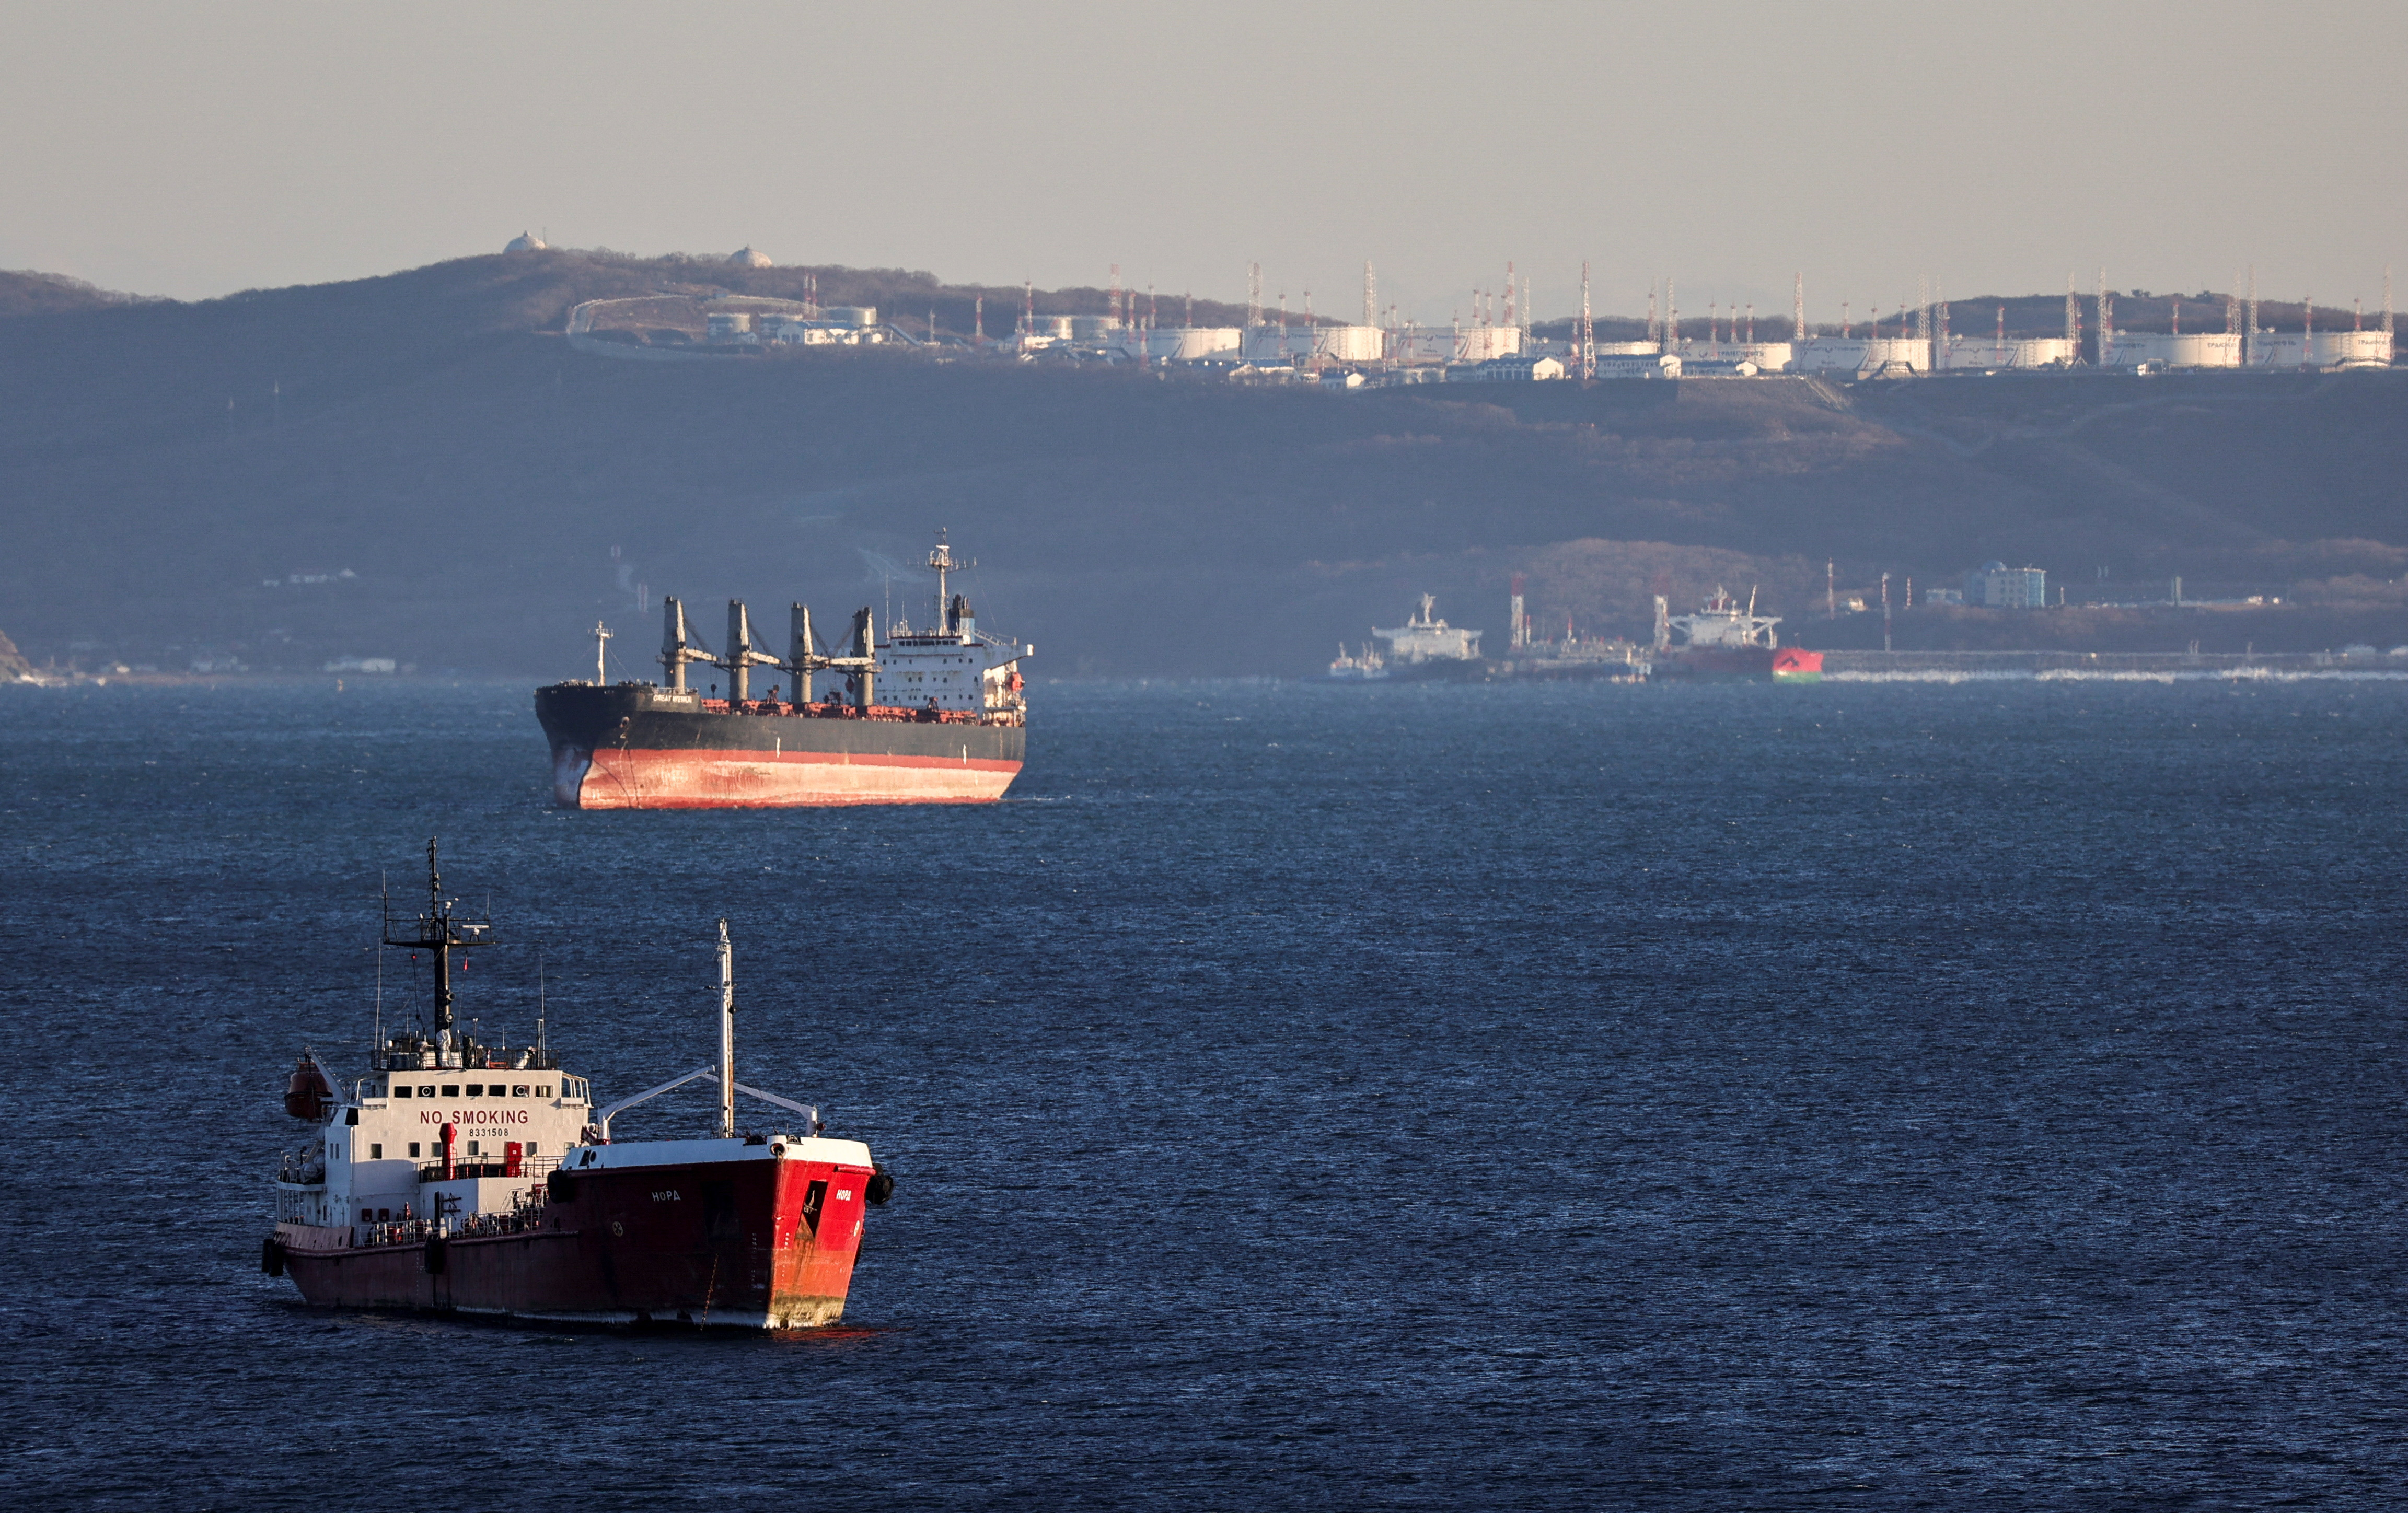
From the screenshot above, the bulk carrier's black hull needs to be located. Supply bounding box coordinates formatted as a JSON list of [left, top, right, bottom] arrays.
[[536, 684, 1026, 809]]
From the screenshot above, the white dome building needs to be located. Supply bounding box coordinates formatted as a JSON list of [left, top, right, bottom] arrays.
[[730, 246, 772, 268], [504, 231, 548, 253]]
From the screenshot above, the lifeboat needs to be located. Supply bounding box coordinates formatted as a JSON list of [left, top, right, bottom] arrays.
[[284, 1056, 332, 1121]]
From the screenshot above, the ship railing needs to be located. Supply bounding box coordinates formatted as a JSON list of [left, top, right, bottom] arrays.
[[448, 1204, 552, 1241], [697, 697, 1022, 727], [345, 1202, 556, 1249], [354, 1216, 437, 1248], [415, 1154, 560, 1184]]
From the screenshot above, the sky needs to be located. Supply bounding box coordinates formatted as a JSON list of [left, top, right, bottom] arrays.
[[4, 1, 2404, 325]]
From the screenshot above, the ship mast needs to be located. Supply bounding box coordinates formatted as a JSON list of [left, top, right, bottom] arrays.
[[383, 837, 489, 1043], [928, 531, 956, 632], [717, 918, 736, 1139]]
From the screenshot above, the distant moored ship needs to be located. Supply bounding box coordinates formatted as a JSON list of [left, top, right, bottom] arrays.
[[1650, 586, 1823, 682]]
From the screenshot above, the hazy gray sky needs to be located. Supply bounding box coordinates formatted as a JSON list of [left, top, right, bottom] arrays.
[[5, 1, 2403, 323]]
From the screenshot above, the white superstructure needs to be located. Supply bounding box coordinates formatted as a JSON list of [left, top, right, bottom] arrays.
[[875, 535, 1033, 714], [275, 1053, 596, 1235], [1654, 586, 1780, 650], [1373, 595, 1482, 662]]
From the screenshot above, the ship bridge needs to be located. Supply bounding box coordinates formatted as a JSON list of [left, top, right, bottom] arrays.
[[873, 532, 1028, 715], [275, 1033, 595, 1238], [877, 596, 1027, 714]]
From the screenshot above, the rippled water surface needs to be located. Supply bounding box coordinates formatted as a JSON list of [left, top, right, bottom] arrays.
[[6, 677, 2408, 1509]]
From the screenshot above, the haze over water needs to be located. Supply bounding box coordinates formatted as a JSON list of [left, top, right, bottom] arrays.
[[6, 678, 2407, 1508]]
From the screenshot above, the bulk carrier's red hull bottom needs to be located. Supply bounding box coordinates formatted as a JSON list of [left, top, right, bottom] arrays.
[[535, 683, 1027, 809], [560, 746, 1021, 809], [274, 1154, 874, 1330]]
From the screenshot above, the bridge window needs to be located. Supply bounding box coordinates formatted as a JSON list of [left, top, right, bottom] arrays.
[[394, 1085, 412, 1098], [466, 1084, 483, 1097], [441, 1085, 458, 1097], [536, 1085, 551, 1098], [513, 1085, 529, 1097], [369, 1144, 383, 1159], [408, 1142, 421, 1158], [419, 1085, 435, 1097]]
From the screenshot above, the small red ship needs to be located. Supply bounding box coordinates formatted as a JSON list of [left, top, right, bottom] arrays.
[[536, 534, 1030, 808], [263, 842, 890, 1330]]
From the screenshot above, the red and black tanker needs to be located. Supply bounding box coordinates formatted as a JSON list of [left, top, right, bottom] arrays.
[[263, 841, 891, 1330]]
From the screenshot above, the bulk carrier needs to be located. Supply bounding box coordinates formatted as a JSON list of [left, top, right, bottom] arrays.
[[537, 535, 1030, 808], [262, 843, 890, 1329]]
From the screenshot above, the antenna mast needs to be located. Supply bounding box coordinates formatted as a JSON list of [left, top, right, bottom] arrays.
[[1247, 262, 1263, 329], [929, 530, 957, 624], [2247, 265, 2258, 367], [716, 920, 735, 1140], [591, 620, 611, 684], [1579, 261, 1594, 381], [383, 838, 489, 1044], [2096, 268, 2111, 367]]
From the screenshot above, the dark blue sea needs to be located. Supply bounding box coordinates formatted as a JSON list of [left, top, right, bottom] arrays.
[[7, 675, 2408, 1509]]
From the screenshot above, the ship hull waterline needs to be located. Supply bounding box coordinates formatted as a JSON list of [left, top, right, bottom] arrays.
[[273, 1154, 875, 1331], [537, 683, 1026, 810], [1651, 647, 1826, 683], [556, 746, 1021, 809]]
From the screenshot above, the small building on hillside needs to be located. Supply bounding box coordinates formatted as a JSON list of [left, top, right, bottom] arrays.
[[1596, 353, 1682, 379], [1966, 562, 2047, 609], [1464, 354, 1566, 382]]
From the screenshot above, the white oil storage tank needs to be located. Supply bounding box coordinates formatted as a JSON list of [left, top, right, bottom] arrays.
[[1314, 325, 1386, 364], [1137, 327, 1242, 360]]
